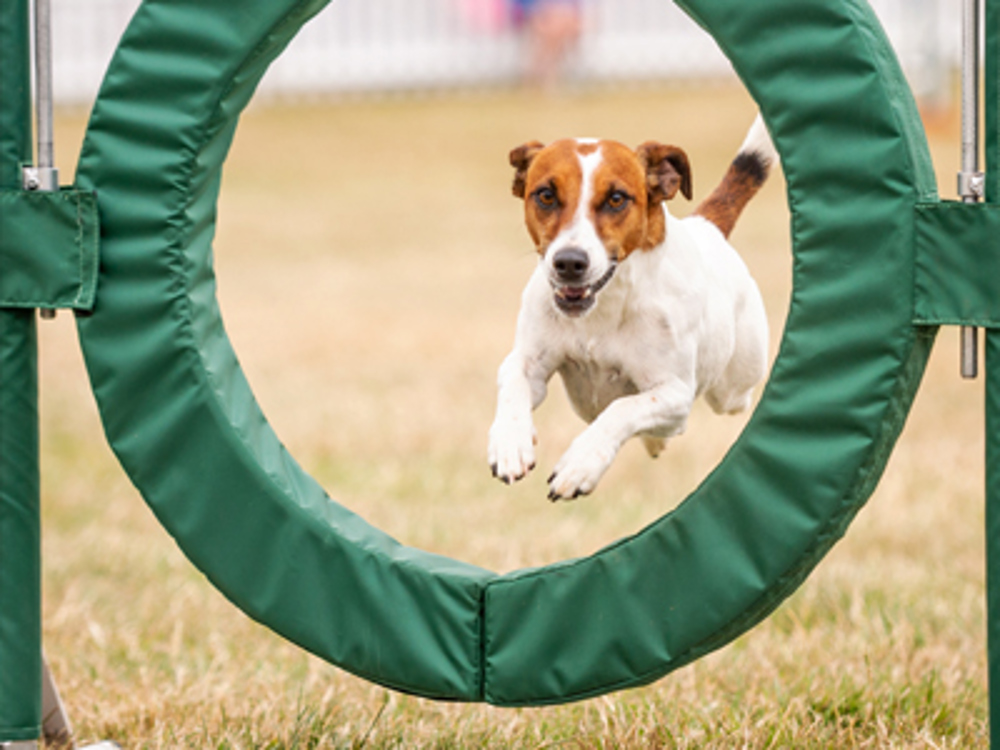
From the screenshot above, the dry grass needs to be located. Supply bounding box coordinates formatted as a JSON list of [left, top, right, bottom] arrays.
[[37, 83, 988, 747]]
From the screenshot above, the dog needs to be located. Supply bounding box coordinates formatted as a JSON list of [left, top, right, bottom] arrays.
[[488, 115, 777, 500]]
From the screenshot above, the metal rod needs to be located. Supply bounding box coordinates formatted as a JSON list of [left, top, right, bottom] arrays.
[[961, 0, 982, 378], [32, 0, 54, 176], [30, 0, 58, 318]]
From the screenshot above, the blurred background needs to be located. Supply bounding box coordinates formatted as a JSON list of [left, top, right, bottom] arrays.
[[53, 0, 957, 107], [34, 0, 992, 744]]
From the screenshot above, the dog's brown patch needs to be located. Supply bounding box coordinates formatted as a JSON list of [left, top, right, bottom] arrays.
[[516, 139, 585, 252], [634, 142, 692, 250], [510, 141, 545, 198], [636, 142, 693, 204], [590, 141, 652, 259], [510, 138, 694, 259], [694, 152, 769, 238]]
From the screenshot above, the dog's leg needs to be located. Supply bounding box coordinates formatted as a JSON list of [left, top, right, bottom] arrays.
[[705, 289, 768, 416], [548, 383, 693, 500], [641, 435, 667, 457], [488, 351, 547, 485]]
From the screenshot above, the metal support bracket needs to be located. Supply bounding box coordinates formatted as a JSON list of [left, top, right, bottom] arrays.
[[22, 166, 58, 193], [959, 170, 986, 200]]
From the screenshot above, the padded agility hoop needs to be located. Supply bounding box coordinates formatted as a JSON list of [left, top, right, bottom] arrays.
[[75, 0, 938, 705]]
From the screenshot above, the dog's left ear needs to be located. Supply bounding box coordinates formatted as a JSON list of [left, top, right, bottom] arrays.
[[636, 142, 692, 203], [510, 141, 545, 198]]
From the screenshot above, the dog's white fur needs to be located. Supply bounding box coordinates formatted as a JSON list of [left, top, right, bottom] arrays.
[[489, 116, 777, 500]]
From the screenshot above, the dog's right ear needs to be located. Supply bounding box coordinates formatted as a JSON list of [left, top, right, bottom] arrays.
[[510, 141, 545, 198], [636, 142, 693, 203]]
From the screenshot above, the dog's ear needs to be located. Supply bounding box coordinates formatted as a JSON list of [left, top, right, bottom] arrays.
[[510, 141, 545, 198], [636, 142, 692, 202]]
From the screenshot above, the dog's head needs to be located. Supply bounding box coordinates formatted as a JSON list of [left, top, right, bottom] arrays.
[[510, 138, 692, 316]]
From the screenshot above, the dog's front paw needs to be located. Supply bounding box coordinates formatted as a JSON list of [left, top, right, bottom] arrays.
[[547, 430, 617, 501], [488, 417, 537, 485]]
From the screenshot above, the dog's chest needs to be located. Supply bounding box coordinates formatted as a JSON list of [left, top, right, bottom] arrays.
[[556, 336, 643, 423]]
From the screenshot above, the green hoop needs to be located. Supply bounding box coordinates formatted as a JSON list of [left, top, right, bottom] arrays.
[[75, 0, 937, 705]]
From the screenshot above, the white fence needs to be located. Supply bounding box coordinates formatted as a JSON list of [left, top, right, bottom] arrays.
[[51, 0, 959, 105]]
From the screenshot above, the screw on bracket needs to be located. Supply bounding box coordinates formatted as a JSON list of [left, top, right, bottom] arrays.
[[22, 166, 40, 191], [959, 170, 985, 201]]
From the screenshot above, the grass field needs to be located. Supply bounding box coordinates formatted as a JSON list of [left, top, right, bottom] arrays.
[[37, 83, 989, 747]]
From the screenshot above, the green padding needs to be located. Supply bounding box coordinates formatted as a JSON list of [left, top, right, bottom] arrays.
[[989, 0, 1000, 205], [74, 0, 936, 705], [0, 0, 42, 739], [75, 0, 491, 701], [484, 0, 937, 702], [0, 310, 41, 740], [914, 201, 1000, 327], [985, 2, 1000, 743], [0, 189, 99, 310], [988, 331, 1000, 747]]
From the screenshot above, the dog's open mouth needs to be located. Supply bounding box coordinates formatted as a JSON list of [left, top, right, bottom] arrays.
[[553, 263, 617, 316]]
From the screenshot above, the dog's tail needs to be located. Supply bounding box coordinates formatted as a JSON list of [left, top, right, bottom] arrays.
[[694, 114, 778, 238]]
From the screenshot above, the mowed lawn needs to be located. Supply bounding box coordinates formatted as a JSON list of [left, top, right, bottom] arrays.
[[37, 83, 987, 747]]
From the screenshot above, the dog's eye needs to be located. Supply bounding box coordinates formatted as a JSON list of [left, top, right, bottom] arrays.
[[533, 187, 558, 210], [603, 190, 631, 213]]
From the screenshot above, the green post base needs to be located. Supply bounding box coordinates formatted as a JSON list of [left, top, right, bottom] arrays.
[[0, 314, 42, 741], [988, 331, 1000, 748], [0, 0, 42, 741]]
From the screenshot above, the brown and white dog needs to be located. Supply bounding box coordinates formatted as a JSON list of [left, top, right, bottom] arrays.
[[488, 116, 777, 500]]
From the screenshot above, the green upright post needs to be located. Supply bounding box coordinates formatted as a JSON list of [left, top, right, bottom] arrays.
[[987, 1, 1000, 745], [988, 335, 1000, 748], [0, 0, 43, 742]]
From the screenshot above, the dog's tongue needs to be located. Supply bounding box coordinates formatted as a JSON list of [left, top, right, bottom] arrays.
[[560, 286, 588, 301]]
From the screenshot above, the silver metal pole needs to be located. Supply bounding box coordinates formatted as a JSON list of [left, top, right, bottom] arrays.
[[33, 0, 54, 181], [960, 0, 983, 378], [23, 0, 57, 191], [23, 0, 58, 318]]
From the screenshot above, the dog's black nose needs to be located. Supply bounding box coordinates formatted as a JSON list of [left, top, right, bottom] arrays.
[[552, 248, 589, 282]]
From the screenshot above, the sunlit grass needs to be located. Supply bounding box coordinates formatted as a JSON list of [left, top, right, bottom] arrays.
[[38, 83, 988, 747]]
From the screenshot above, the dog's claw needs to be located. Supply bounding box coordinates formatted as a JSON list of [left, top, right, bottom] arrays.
[[547, 482, 587, 502], [490, 461, 520, 485], [488, 417, 537, 487]]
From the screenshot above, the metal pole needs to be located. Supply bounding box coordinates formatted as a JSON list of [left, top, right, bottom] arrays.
[[961, 0, 983, 378], [25, 0, 58, 320], [33, 0, 54, 183]]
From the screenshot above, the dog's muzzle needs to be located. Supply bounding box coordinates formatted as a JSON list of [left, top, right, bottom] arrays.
[[551, 253, 618, 316]]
